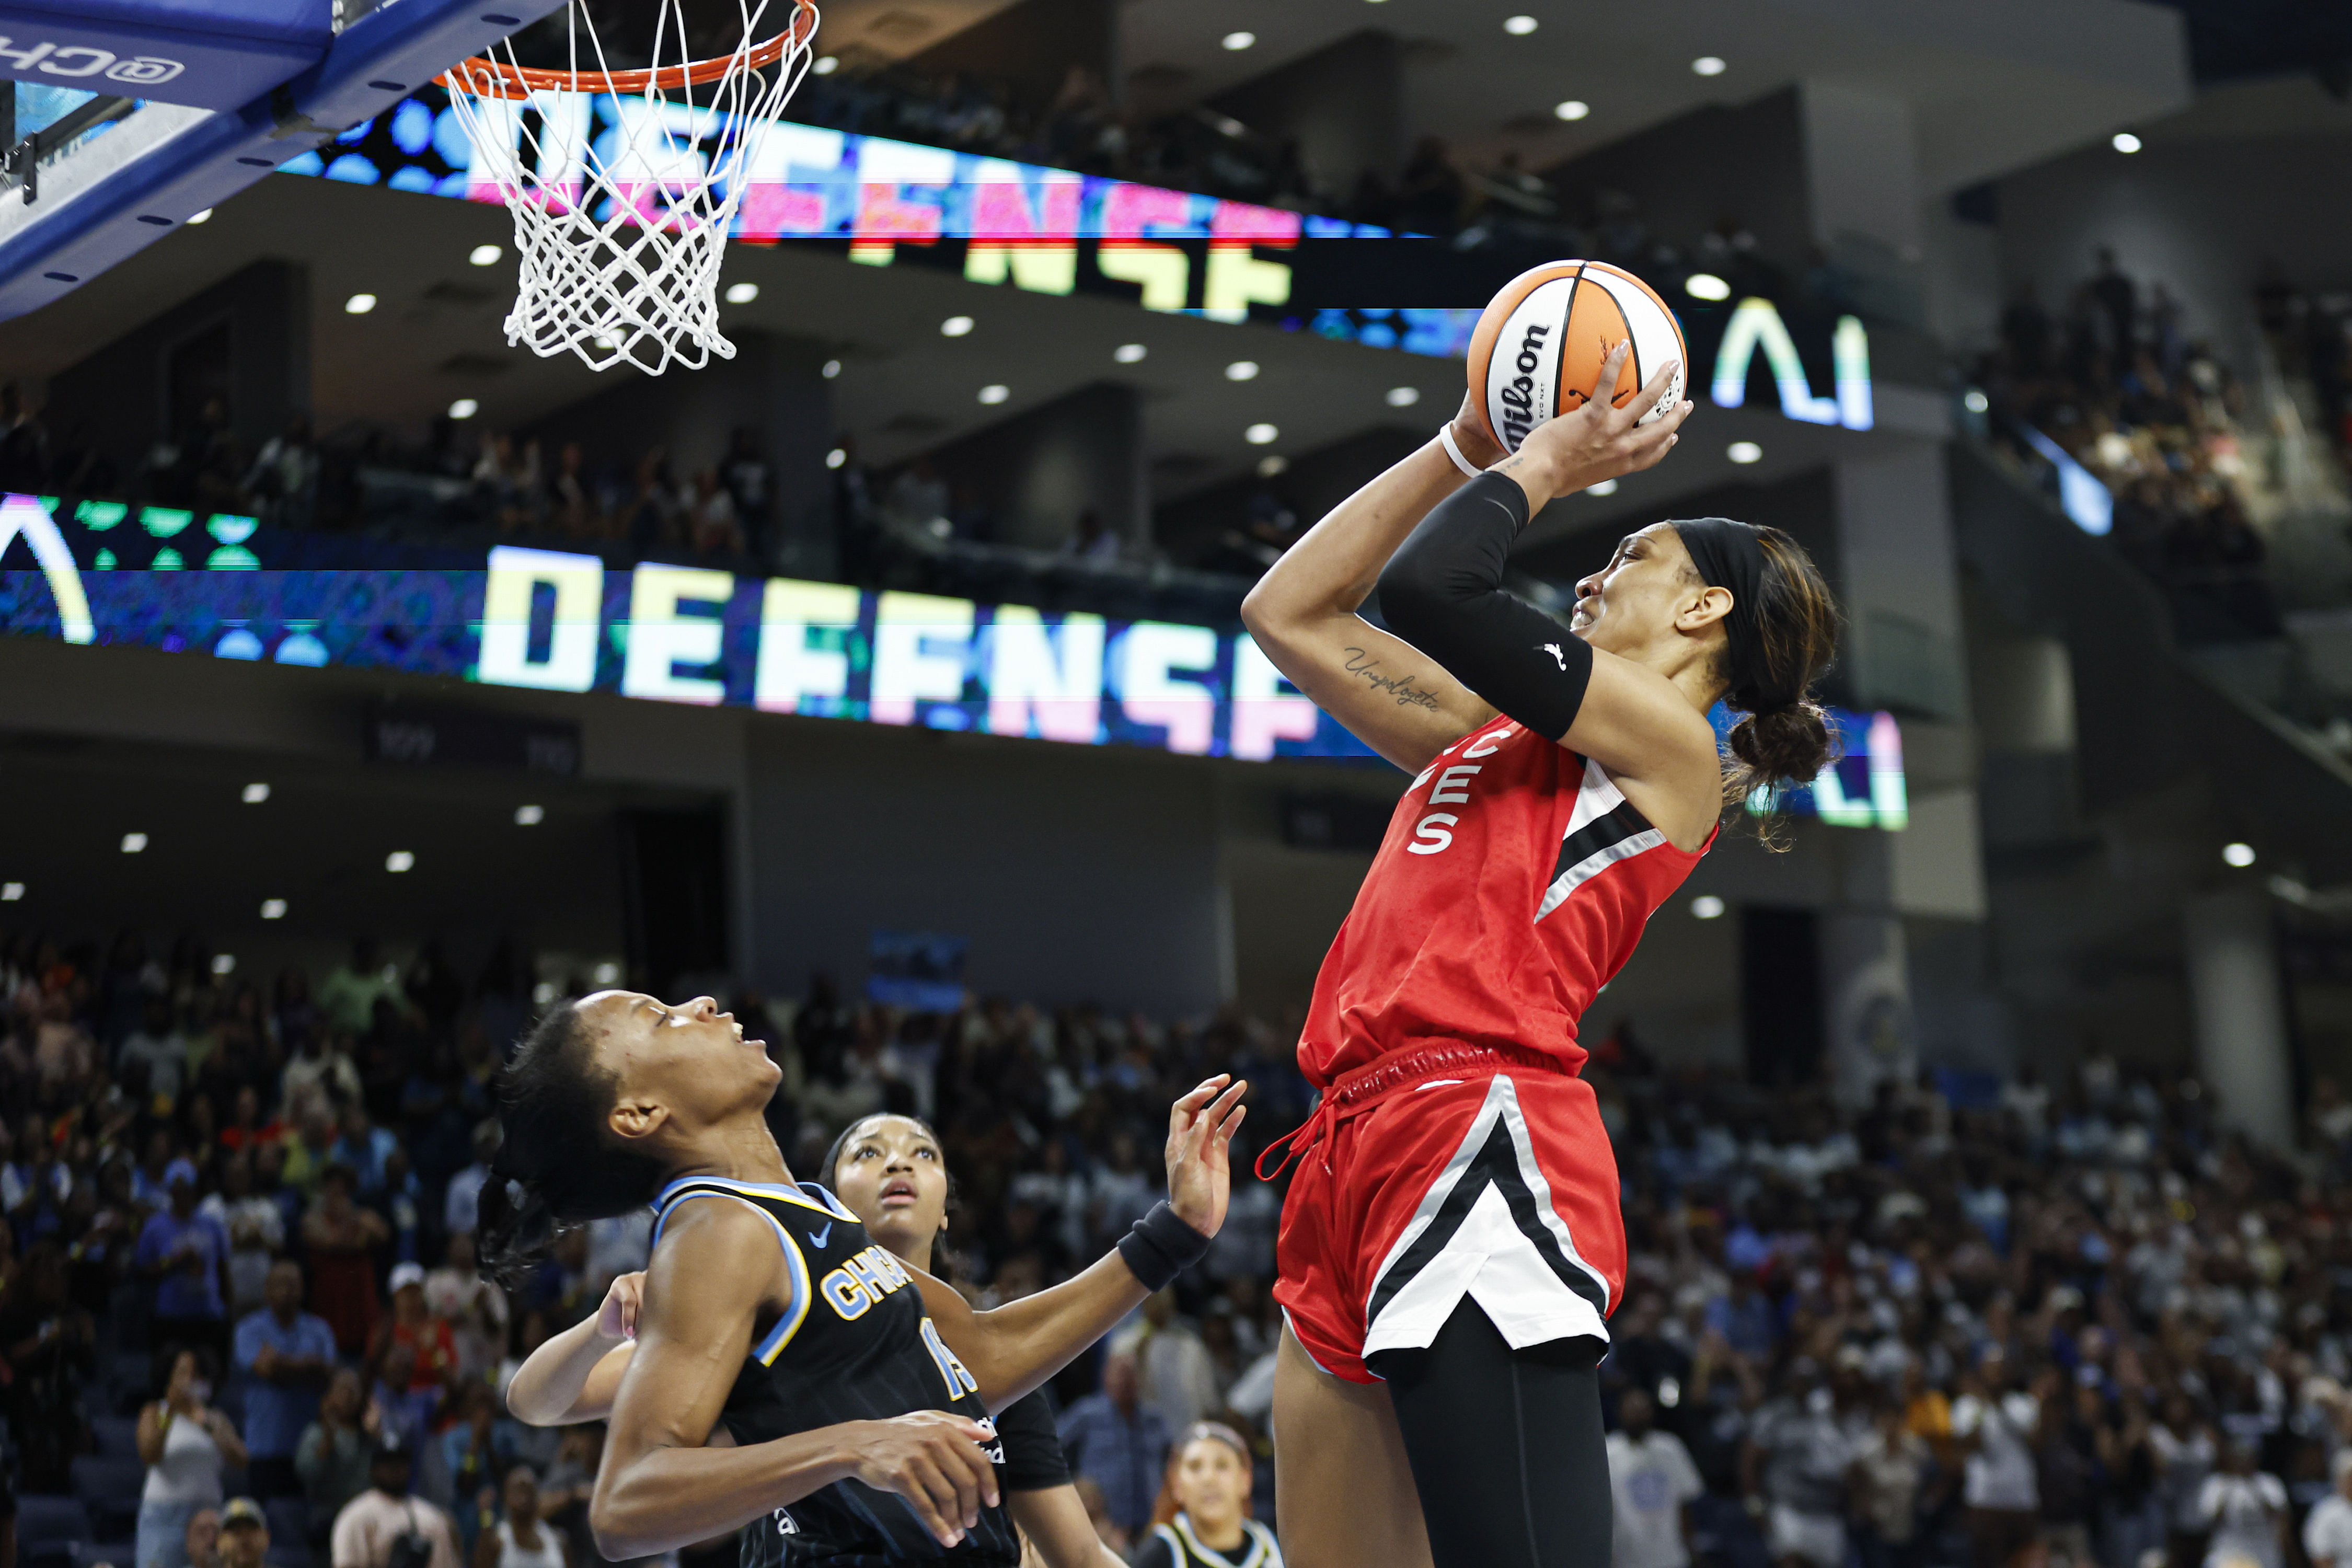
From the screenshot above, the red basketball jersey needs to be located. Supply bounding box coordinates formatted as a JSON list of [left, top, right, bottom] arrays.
[[1298, 713, 1714, 1086]]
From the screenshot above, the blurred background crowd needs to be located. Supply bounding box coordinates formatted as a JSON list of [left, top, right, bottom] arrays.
[[4, 926, 2352, 1568]]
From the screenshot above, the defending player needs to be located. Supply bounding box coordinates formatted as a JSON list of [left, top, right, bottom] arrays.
[[1239, 341, 1840, 1568], [509, 1110, 1126, 1568], [482, 990, 1244, 1565]]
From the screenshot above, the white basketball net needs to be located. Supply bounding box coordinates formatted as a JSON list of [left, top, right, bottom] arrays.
[[442, 0, 817, 375]]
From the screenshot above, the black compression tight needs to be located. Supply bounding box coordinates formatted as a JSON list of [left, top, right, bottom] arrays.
[[1369, 1300, 1613, 1568]]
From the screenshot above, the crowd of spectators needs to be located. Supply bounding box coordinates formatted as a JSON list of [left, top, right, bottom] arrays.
[[6, 917, 2347, 1568], [1974, 248, 2282, 641]]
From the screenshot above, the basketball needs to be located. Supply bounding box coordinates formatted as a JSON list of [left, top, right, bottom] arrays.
[[1465, 260, 1689, 453]]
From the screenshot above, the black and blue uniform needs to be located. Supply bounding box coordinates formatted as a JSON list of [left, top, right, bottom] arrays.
[[649, 1176, 1021, 1568]]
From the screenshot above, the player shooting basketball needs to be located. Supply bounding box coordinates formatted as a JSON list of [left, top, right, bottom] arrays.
[[1239, 339, 1841, 1568]]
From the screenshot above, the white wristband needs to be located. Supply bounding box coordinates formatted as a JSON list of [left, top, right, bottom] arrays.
[[1437, 421, 1484, 478]]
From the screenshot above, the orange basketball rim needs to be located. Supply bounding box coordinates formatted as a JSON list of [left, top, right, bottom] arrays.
[[437, 0, 819, 99]]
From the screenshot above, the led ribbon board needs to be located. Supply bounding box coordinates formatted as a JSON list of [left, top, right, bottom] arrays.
[[1711, 705, 1908, 828], [285, 89, 1873, 422], [3, 495, 1907, 818]]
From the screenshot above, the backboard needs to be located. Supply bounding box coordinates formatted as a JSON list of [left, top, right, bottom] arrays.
[[0, 0, 564, 321]]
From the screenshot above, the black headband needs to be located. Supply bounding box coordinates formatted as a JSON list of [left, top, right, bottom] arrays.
[[1670, 517, 1794, 713]]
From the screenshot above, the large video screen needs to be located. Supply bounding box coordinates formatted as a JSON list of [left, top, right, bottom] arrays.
[[0, 493, 1906, 819]]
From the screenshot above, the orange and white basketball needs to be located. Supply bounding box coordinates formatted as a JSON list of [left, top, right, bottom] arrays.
[[1465, 260, 1689, 453]]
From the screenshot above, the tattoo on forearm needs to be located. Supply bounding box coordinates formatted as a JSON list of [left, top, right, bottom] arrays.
[[1343, 647, 1441, 710]]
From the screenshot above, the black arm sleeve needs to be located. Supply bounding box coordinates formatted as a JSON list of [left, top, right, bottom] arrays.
[[1376, 471, 1593, 741], [994, 1390, 1075, 1492]]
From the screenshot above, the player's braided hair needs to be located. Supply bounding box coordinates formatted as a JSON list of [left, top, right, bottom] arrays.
[[477, 998, 670, 1289]]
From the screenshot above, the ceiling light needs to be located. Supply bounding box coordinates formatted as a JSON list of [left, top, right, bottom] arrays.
[[1964, 389, 1990, 413], [0, 883, 21, 902], [978, 384, 1010, 404], [260, 898, 287, 919], [515, 804, 545, 825], [724, 282, 759, 304], [121, 833, 148, 853], [1114, 343, 1147, 364], [448, 398, 479, 420], [825, 447, 847, 470], [2112, 131, 2142, 154], [186, 208, 213, 225], [1691, 895, 1726, 919], [812, 53, 838, 74], [1246, 423, 1278, 445], [1728, 441, 1762, 464], [1221, 30, 1255, 50], [468, 244, 501, 266], [241, 782, 270, 803], [211, 954, 235, 976], [1257, 455, 1289, 477], [1226, 360, 1260, 381], [1692, 56, 1726, 76], [1586, 479, 1618, 497], [1385, 386, 1421, 407], [822, 358, 841, 378], [1554, 100, 1589, 122], [1503, 15, 1537, 34], [2223, 841, 2256, 867], [343, 293, 377, 314], [1684, 272, 1731, 301], [941, 315, 974, 337], [533, 981, 558, 1006], [385, 850, 415, 873], [592, 961, 622, 985]]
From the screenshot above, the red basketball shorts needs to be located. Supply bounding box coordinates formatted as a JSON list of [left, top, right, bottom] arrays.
[[1267, 1041, 1626, 1386]]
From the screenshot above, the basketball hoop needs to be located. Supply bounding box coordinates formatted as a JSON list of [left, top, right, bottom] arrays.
[[438, 0, 820, 375]]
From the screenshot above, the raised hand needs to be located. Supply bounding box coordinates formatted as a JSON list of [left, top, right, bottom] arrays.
[[1496, 339, 1691, 508], [846, 1409, 1003, 1548], [596, 1271, 647, 1342], [1163, 1076, 1249, 1239]]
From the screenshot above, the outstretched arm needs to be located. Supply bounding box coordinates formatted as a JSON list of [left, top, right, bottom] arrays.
[[915, 1078, 1247, 1412], [506, 1273, 641, 1426], [591, 1201, 1001, 1557]]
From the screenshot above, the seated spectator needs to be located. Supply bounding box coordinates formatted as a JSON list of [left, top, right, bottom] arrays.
[[1850, 1399, 1929, 1568], [138, 1346, 248, 1568], [375, 1260, 459, 1393], [331, 1105, 399, 1200], [1952, 1352, 2041, 1568], [424, 1232, 508, 1382], [440, 1382, 518, 1552], [1124, 1289, 1219, 1436], [216, 1500, 271, 1568], [236, 1259, 339, 1500], [139, 1158, 233, 1358], [1609, 1388, 1703, 1568], [1746, 1364, 1853, 1568], [331, 1434, 461, 1568], [441, 1121, 499, 1242], [318, 941, 407, 1040], [0, 1237, 95, 1490], [1058, 1350, 1169, 1543], [304, 1163, 390, 1355], [185, 1508, 223, 1568], [120, 996, 190, 1106], [2303, 1449, 2352, 1568], [533, 1426, 601, 1566], [2196, 1441, 2287, 1568], [204, 1148, 284, 1317], [471, 1468, 565, 1568], [298, 1368, 378, 1537]]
